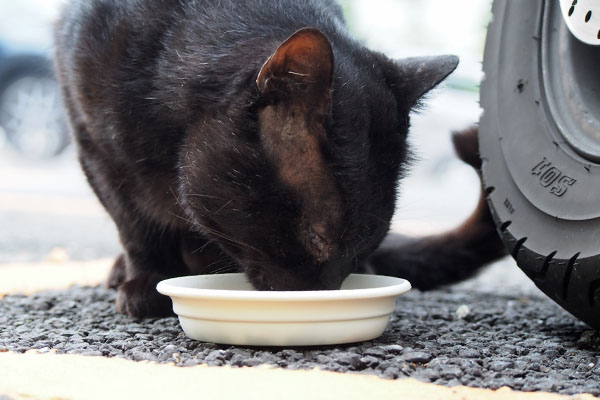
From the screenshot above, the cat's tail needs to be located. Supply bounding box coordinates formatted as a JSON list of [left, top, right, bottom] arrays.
[[367, 127, 507, 290]]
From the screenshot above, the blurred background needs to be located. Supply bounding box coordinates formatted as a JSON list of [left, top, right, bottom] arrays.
[[0, 0, 531, 291]]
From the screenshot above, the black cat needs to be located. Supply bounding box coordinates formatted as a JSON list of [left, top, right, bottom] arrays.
[[54, 0, 506, 318]]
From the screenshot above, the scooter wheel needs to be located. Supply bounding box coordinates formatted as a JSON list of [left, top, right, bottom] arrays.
[[480, 0, 600, 328]]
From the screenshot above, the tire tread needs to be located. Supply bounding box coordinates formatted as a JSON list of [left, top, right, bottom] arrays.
[[487, 204, 600, 329]]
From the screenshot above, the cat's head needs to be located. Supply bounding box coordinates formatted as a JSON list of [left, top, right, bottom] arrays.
[[180, 28, 457, 291]]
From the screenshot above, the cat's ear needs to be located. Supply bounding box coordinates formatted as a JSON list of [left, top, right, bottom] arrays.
[[257, 28, 333, 104], [386, 55, 459, 107]]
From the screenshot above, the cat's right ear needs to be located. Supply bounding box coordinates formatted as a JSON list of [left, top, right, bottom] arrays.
[[383, 55, 459, 107], [256, 28, 333, 105]]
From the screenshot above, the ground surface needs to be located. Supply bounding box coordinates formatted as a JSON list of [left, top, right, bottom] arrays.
[[1, 285, 599, 396]]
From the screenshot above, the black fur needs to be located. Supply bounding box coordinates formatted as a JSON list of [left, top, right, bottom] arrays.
[[55, 0, 503, 318]]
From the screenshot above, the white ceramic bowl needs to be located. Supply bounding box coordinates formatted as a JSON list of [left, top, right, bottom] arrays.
[[156, 273, 411, 346]]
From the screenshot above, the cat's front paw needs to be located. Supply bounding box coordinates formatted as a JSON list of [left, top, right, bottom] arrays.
[[107, 254, 127, 289], [116, 275, 174, 318]]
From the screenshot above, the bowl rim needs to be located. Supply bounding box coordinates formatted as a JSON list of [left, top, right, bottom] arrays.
[[156, 273, 411, 302]]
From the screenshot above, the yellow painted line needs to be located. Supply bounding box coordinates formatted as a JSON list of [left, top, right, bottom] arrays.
[[0, 351, 593, 400], [0, 193, 107, 217], [0, 259, 112, 296]]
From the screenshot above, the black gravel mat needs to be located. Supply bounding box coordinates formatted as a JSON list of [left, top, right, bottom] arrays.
[[1, 286, 599, 396]]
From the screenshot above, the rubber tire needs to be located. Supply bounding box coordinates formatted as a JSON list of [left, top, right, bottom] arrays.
[[480, 0, 600, 329], [0, 57, 70, 158]]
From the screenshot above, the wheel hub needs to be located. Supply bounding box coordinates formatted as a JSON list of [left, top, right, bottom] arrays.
[[547, 2, 600, 163], [560, 0, 600, 45]]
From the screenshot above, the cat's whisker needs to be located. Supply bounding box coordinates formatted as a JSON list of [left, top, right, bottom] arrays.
[[351, 245, 358, 267], [198, 225, 264, 256], [185, 193, 224, 200], [366, 213, 390, 227], [209, 263, 240, 275], [191, 239, 216, 255], [168, 211, 265, 257], [168, 211, 195, 226], [339, 221, 350, 240], [168, 185, 182, 206], [357, 234, 367, 247], [287, 70, 309, 77], [157, 223, 169, 242], [212, 199, 233, 215], [203, 259, 240, 274]]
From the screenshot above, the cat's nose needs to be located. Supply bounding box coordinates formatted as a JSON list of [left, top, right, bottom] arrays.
[[314, 280, 342, 290], [281, 271, 343, 291], [245, 263, 345, 291], [245, 266, 275, 290], [279, 279, 339, 291]]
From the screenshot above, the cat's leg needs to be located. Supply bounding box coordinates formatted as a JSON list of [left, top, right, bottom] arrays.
[[75, 153, 187, 317], [80, 153, 233, 317], [60, 88, 189, 317], [367, 127, 507, 289], [117, 229, 241, 317], [114, 223, 200, 318], [107, 253, 126, 289]]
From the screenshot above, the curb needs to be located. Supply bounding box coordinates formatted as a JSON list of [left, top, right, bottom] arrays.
[[0, 259, 111, 296], [1, 351, 593, 400]]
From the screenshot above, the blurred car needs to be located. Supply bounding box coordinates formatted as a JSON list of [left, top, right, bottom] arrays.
[[0, 39, 69, 159]]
